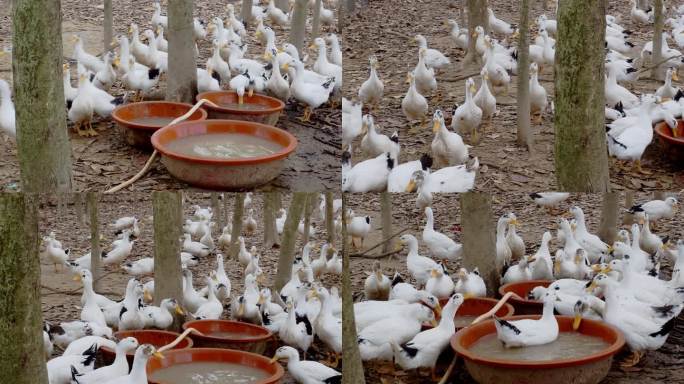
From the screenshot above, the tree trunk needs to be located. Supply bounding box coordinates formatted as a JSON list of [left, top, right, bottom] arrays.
[[13, 0, 72, 193], [223, 193, 230, 230], [598, 192, 618, 244], [274, 193, 307, 293], [623, 191, 635, 225], [554, 0, 609, 192], [276, 0, 290, 11], [325, 192, 335, 244], [229, 193, 245, 259], [341, 194, 365, 383], [263, 192, 280, 249], [460, 0, 467, 25], [86, 192, 102, 292], [153, 191, 183, 330], [346, 0, 356, 14], [302, 193, 315, 245], [460, 193, 498, 295], [516, 0, 533, 150], [211, 193, 222, 237], [637, 0, 648, 10], [167, 0, 197, 103], [0, 194, 48, 382], [464, 0, 488, 64], [74, 192, 85, 227], [104, 0, 113, 53], [652, 0, 664, 80], [380, 192, 393, 253], [337, 0, 345, 32], [289, 0, 309, 53], [311, 0, 323, 39], [241, 0, 254, 26]]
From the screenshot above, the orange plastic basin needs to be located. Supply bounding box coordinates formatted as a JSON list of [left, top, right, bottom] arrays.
[[183, 320, 275, 355], [654, 119, 684, 163], [423, 297, 515, 330], [151, 120, 297, 190], [100, 330, 192, 366], [197, 91, 285, 126], [112, 101, 207, 149], [451, 315, 625, 384], [147, 348, 284, 384], [498, 280, 552, 315]]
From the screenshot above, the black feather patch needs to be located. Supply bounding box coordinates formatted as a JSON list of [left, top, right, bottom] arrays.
[[628, 204, 644, 213], [529, 192, 542, 199], [263, 62, 273, 71], [623, 30, 633, 35], [390, 131, 399, 143], [66, 99, 73, 110], [365, 216, 370, 224], [111, 95, 125, 106], [400, 342, 419, 358], [70, 366, 82, 383], [625, 42, 635, 48], [262, 310, 271, 325], [81, 343, 98, 367], [148, 67, 161, 80], [386, 153, 394, 170], [391, 272, 404, 287], [341, 151, 351, 165], [295, 313, 313, 335], [626, 58, 634, 63], [652, 305, 676, 317], [119, 306, 128, 319], [89, 73, 95, 82], [648, 267, 658, 277], [649, 317, 675, 337], [211, 71, 221, 83], [615, 101, 624, 114], [495, 317, 521, 335], [607, 134, 627, 149], [323, 374, 342, 384], [322, 78, 334, 89], [419, 154, 433, 171], [626, 67, 637, 74], [675, 89, 684, 102]]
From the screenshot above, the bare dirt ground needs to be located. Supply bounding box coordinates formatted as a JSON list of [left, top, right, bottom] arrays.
[[0, 0, 340, 192], [342, 0, 684, 194], [345, 191, 684, 383], [38, 192, 341, 382]]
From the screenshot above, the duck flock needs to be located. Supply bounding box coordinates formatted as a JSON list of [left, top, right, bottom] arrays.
[[0, 0, 341, 139], [351, 192, 682, 378], [342, 1, 684, 193], [41, 193, 345, 384]]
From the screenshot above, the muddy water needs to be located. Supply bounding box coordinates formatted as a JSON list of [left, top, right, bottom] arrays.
[[167, 133, 283, 159], [469, 332, 609, 361], [208, 331, 259, 340], [149, 362, 270, 383], [131, 116, 177, 126], [219, 102, 271, 111], [454, 315, 479, 328]]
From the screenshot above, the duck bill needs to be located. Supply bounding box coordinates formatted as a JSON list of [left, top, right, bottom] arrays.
[[430, 318, 439, 327], [175, 305, 184, 315], [433, 303, 442, 318], [73, 274, 82, 282], [572, 314, 582, 330], [154, 351, 165, 359], [238, 94, 244, 105], [432, 120, 440, 133], [248, 88, 254, 97], [144, 290, 153, 302], [585, 281, 597, 293], [257, 295, 265, 305], [405, 179, 417, 193], [269, 356, 278, 364]]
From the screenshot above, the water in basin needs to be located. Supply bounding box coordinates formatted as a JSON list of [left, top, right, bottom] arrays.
[[469, 332, 609, 361]]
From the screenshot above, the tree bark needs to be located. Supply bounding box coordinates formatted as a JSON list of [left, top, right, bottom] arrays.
[[86, 192, 102, 292], [13, 0, 72, 193], [598, 192, 618, 244], [516, 0, 533, 150], [0, 194, 48, 382], [104, 0, 113, 53], [652, 0, 664, 80], [311, 0, 323, 39], [263, 192, 280, 249], [337, 0, 345, 32], [623, 191, 635, 225], [464, 0, 488, 64], [74, 192, 85, 227], [274, 193, 307, 293], [167, 0, 197, 103], [241, 0, 254, 26], [229, 193, 245, 259], [346, 0, 356, 14], [289, 0, 309, 53], [211, 193, 222, 237], [341, 194, 365, 383], [276, 0, 290, 11], [302, 193, 315, 245], [460, 193, 498, 296], [380, 192, 393, 253], [554, 0, 609, 192], [325, 192, 335, 244], [153, 191, 183, 330]]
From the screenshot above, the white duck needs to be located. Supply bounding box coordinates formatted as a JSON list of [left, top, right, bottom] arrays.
[[473, 69, 497, 127], [400, 234, 440, 286], [505, 213, 525, 260], [342, 97, 364, 150], [414, 34, 450, 70], [412, 48, 437, 96], [358, 55, 384, 109], [431, 109, 468, 167], [69, 337, 139, 384], [494, 291, 559, 347], [454, 267, 487, 297], [270, 346, 341, 384], [142, 298, 184, 330], [99, 344, 162, 384], [422, 207, 462, 262], [360, 114, 400, 159], [402, 72, 429, 125], [364, 260, 391, 300], [529, 62, 548, 123], [0, 79, 16, 138], [452, 78, 482, 141], [341, 151, 395, 193], [502, 255, 536, 284], [426, 263, 455, 299]]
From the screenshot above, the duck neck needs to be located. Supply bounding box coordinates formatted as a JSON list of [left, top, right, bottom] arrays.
[[407, 238, 419, 257], [316, 44, 328, 65], [438, 300, 457, 329], [574, 211, 588, 233], [541, 296, 555, 320], [129, 353, 149, 381], [496, 220, 507, 240], [425, 210, 435, 231]]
